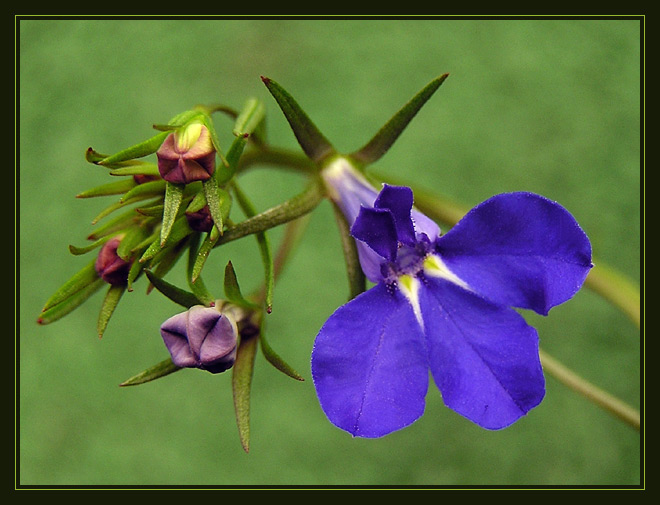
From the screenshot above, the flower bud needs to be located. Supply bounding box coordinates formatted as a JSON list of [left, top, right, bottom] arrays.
[[95, 236, 131, 286], [160, 305, 238, 374], [156, 122, 216, 184], [185, 205, 214, 233]]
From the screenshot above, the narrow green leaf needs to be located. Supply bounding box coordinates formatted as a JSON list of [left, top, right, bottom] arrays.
[[146, 237, 190, 294], [126, 256, 144, 292], [145, 270, 201, 308], [135, 204, 164, 218], [202, 177, 230, 234], [76, 179, 137, 198], [350, 74, 449, 166], [41, 259, 100, 312], [186, 233, 215, 306], [160, 182, 184, 246], [233, 98, 265, 136], [121, 179, 166, 204], [68, 236, 111, 256], [119, 358, 181, 387], [97, 284, 125, 338], [217, 180, 323, 246], [231, 182, 274, 312], [199, 111, 229, 167], [85, 147, 107, 164], [260, 330, 304, 381], [139, 216, 192, 263], [99, 131, 169, 166], [87, 206, 143, 240], [223, 261, 259, 309], [91, 196, 148, 225], [232, 334, 258, 453], [38, 278, 106, 325], [108, 163, 161, 178], [167, 108, 205, 128], [191, 226, 220, 283], [116, 224, 152, 261], [215, 133, 248, 186], [261, 76, 336, 164], [331, 202, 366, 300]]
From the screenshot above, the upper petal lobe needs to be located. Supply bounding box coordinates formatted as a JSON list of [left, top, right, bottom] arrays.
[[436, 192, 592, 315]]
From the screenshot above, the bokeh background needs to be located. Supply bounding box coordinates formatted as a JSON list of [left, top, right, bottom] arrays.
[[18, 18, 642, 486]]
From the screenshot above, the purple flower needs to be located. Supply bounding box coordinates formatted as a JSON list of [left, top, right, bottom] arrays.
[[156, 122, 216, 184], [95, 236, 132, 286], [313, 160, 592, 437], [160, 305, 238, 374]]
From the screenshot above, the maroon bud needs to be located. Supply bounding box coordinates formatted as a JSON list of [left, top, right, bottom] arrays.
[[185, 205, 214, 233], [156, 122, 216, 184], [133, 173, 160, 185], [95, 236, 131, 286]]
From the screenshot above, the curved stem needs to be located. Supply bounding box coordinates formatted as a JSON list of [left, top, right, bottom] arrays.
[[540, 349, 640, 430]]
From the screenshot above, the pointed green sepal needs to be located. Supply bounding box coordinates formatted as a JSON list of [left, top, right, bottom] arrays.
[[108, 163, 161, 178], [261, 76, 336, 164], [350, 74, 449, 166], [87, 207, 142, 241], [40, 259, 101, 312], [223, 261, 259, 309], [259, 331, 304, 381], [160, 182, 185, 246], [215, 132, 249, 186], [97, 284, 125, 338], [198, 111, 229, 168], [145, 270, 202, 308], [126, 256, 144, 292], [68, 236, 111, 256], [186, 233, 215, 306], [233, 98, 265, 137], [202, 178, 231, 235], [119, 358, 181, 387], [98, 130, 169, 166], [76, 179, 137, 198], [232, 333, 258, 453], [120, 179, 166, 204], [231, 182, 274, 312], [116, 223, 153, 261], [191, 225, 220, 283], [139, 216, 192, 263], [38, 278, 105, 325], [331, 202, 366, 300]]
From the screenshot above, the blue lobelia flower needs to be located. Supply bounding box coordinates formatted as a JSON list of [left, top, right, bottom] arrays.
[[312, 158, 593, 438]]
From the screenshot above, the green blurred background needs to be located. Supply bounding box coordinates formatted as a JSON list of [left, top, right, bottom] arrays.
[[18, 18, 641, 486]]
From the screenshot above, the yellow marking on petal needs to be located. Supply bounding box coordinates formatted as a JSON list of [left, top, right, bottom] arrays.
[[423, 254, 470, 290], [398, 274, 424, 330]]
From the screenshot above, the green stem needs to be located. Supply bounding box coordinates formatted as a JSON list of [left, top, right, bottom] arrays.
[[540, 350, 640, 430]]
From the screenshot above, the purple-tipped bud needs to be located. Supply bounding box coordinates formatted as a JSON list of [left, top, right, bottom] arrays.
[[156, 122, 216, 184], [95, 236, 131, 286], [185, 205, 214, 233], [160, 305, 238, 374]]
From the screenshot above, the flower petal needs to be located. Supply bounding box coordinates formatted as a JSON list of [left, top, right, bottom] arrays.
[[436, 192, 592, 315], [311, 283, 428, 438], [374, 185, 416, 246], [351, 206, 398, 261], [420, 278, 545, 430], [160, 311, 198, 368]]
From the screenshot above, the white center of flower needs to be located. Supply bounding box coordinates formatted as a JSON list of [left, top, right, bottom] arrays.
[[423, 254, 470, 290], [398, 274, 424, 330]]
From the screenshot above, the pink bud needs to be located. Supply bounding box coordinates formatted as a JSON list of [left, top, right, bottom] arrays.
[[95, 236, 131, 286], [156, 123, 216, 184]]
